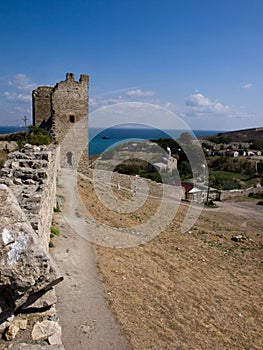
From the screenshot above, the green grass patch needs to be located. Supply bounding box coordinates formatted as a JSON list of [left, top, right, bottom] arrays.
[[50, 226, 60, 236], [49, 241, 55, 248], [210, 170, 260, 190], [53, 202, 61, 212], [248, 192, 263, 200]]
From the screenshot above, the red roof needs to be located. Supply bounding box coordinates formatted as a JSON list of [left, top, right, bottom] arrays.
[[181, 183, 194, 193]]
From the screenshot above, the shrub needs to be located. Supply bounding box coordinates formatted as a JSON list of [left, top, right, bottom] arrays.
[[27, 126, 52, 145], [248, 192, 263, 199], [178, 161, 193, 180], [140, 172, 162, 183], [114, 163, 140, 175], [50, 226, 60, 236], [15, 126, 53, 148], [53, 202, 61, 212]]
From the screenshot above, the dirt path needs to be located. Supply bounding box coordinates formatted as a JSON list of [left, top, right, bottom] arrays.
[[50, 168, 127, 350], [215, 199, 263, 222]]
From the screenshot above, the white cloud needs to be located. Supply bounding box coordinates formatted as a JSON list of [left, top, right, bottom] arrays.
[[86, 89, 255, 130], [3, 91, 31, 102], [242, 83, 253, 89], [126, 89, 155, 97], [7, 73, 37, 91], [155, 92, 255, 131], [89, 101, 189, 131], [176, 92, 256, 133], [89, 88, 156, 111], [1, 73, 35, 123], [186, 93, 210, 107], [90, 95, 125, 109], [185, 93, 229, 113]]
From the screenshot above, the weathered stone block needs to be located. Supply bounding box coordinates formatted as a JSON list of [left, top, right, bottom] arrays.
[[0, 184, 63, 324], [32, 320, 61, 343], [4, 323, 20, 340]]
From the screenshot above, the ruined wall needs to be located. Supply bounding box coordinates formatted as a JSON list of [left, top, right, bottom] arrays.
[[52, 73, 89, 143], [220, 186, 263, 200], [0, 72, 89, 347], [32, 73, 89, 145], [0, 145, 64, 348], [32, 87, 53, 127], [0, 184, 63, 317], [37, 145, 61, 248], [0, 144, 61, 250]]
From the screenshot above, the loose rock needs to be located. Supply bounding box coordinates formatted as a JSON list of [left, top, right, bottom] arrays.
[[4, 323, 20, 340], [32, 320, 60, 341], [231, 234, 244, 242]]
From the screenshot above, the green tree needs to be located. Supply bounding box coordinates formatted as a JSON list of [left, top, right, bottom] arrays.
[[114, 163, 140, 175], [249, 140, 263, 150], [178, 161, 193, 180], [178, 132, 194, 144]]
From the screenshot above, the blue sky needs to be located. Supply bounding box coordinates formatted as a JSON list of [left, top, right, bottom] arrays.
[[0, 0, 262, 130]]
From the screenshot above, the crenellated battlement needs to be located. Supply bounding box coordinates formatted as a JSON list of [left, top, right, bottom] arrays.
[[32, 72, 89, 143]]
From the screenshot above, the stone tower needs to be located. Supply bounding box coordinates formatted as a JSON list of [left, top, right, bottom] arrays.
[[32, 73, 89, 143]]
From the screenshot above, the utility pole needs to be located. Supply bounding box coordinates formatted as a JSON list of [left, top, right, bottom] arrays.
[[206, 167, 210, 205], [23, 116, 29, 128], [255, 160, 258, 175]]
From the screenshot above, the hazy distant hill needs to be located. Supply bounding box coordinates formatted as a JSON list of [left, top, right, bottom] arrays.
[[200, 127, 263, 143]]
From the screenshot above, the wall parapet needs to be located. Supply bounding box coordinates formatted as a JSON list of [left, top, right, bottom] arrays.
[[0, 144, 64, 348], [0, 144, 61, 249], [220, 185, 263, 200]]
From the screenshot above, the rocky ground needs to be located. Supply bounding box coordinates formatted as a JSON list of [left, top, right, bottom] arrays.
[[77, 172, 263, 350]]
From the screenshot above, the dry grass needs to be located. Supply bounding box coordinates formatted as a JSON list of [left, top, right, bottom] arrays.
[[0, 149, 8, 167], [78, 173, 263, 350]]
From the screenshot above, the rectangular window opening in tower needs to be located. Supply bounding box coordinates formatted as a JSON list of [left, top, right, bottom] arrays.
[[69, 115, 76, 123]]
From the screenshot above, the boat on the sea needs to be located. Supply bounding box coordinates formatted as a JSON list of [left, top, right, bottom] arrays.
[[102, 136, 110, 139]]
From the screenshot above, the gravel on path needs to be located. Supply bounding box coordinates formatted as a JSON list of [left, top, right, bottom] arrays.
[[50, 168, 127, 350]]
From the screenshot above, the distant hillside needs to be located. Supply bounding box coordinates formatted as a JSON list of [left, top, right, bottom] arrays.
[[200, 127, 263, 143]]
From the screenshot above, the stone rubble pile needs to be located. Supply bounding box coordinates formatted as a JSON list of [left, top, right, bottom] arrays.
[[0, 144, 64, 349]]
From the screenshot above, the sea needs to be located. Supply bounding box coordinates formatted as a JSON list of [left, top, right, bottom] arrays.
[[88, 127, 222, 156], [0, 125, 222, 156], [0, 126, 27, 134]]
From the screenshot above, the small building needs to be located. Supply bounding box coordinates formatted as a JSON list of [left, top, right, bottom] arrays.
[[167, 156, 177, 173], [184, 184, 220, 203], [153, 162, 168, 172], [186, 187, 206, 203], [217, 150, 227, 156], [239, 150, 247, 156], [229, 151, 239, 157]]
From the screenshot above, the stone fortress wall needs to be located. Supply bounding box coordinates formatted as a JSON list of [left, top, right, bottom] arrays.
[[0, 144, 64, 349], [32, 87, 53, 129], [0, 144, 61, 250], [33, 73, 89, 143], [0, 72, 89, 349]]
